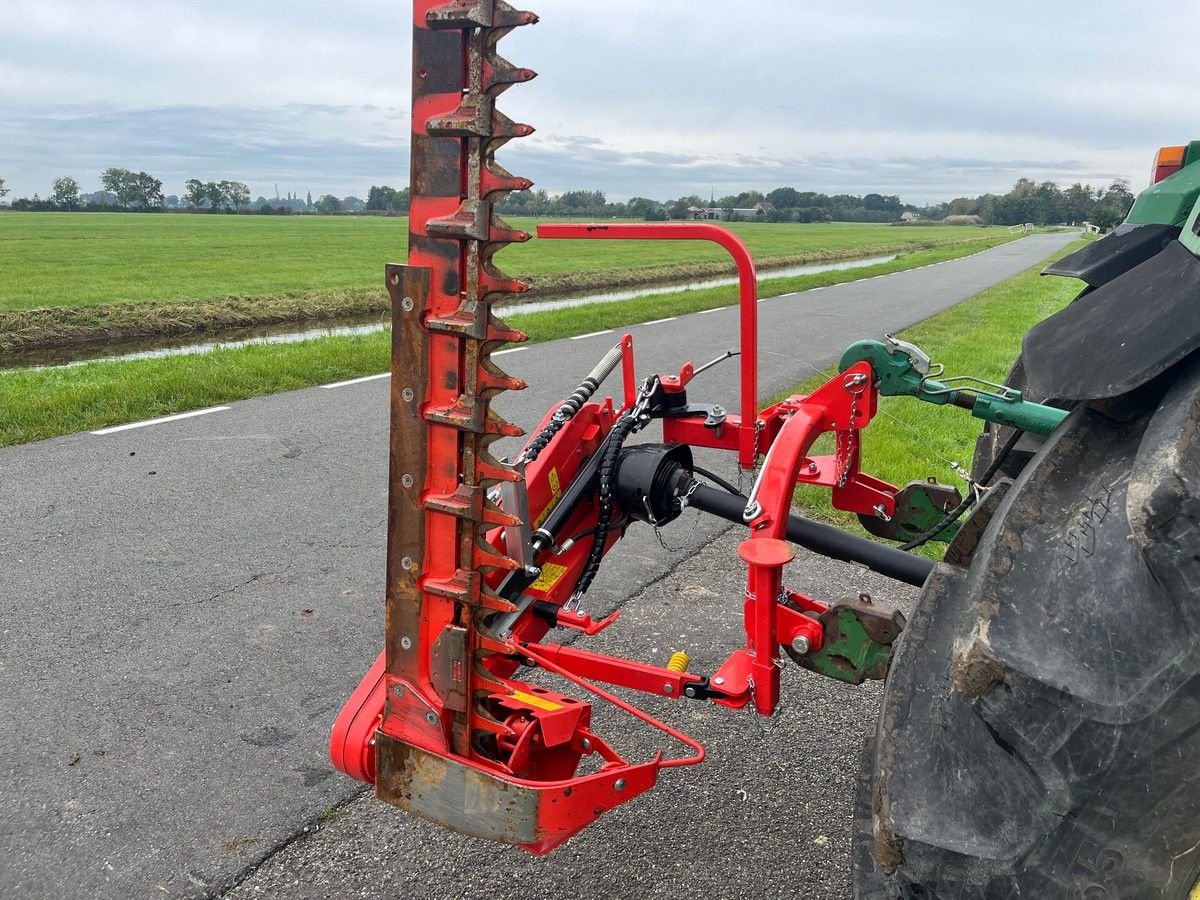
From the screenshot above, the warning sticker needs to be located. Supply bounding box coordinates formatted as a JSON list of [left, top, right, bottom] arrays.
[[531, 466, 564, 530], [511, 690, 563, 712], [529, 562, 568, 593]]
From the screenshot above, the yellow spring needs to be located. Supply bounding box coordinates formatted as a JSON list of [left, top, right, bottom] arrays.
[[666, 651, 690, 674]]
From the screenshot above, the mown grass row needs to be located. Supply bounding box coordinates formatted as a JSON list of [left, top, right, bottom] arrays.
[[0, 240, 1023, 447]]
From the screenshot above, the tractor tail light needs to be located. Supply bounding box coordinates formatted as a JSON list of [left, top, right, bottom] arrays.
[[1152, 145, 1187, 184]]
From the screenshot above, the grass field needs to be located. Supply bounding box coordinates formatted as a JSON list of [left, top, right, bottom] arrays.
[[0, 213, 1010, 313], [0, 239, 1072, 449]]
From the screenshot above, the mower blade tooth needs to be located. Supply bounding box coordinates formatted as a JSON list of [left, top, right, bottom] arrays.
[[483, 54, 537, 94], [425, 0, 538, 29], [481, 162, 534, 200]]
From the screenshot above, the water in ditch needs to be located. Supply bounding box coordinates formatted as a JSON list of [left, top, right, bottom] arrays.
[[3, 254, 896, 371]]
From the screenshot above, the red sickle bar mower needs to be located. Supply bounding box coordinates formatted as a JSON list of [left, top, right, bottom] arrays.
[[324, 3, 1200, 896]]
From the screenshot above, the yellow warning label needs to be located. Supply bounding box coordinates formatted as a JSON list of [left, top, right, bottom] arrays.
[[532, 466, 564, 530], [529, 562, 568, 593], [511, 690, 563, 712]]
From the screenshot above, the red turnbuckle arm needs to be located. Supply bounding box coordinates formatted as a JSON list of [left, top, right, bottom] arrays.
[[537, 223, 761, 469]]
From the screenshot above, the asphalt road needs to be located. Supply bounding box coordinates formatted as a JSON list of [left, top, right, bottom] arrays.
[[0, 232, 1076, 900]]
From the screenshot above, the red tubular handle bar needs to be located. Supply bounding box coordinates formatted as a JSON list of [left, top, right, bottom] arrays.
[[537, 223, 760, 468]]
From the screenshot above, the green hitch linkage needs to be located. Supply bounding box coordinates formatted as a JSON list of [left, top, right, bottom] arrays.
[[839, 337, 1068, 436]]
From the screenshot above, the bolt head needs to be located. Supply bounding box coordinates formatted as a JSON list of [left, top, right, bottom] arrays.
[[614, 778, 626, 792], [402, 297, 414, 311], [401, 556, 413, 571], [713, 676, 725, 686], [402, 388, 414, 402], [400, 636, 412, 650], [401, 474, 414, 488], [791, 636, 810, 656], [424, 711, 438, 726], [684, 686, 697, 698], [663, 683, 674, 694], [580, 738, 591, 751]]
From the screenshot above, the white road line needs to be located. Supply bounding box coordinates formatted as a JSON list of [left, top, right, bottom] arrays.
[[698, 307, 724, 314], [91, 406, 231, 435], [492, 347, 527, 356], [320, 372, 391, 390], [643, 317, 677, 325], [569, 329, 613, 341]]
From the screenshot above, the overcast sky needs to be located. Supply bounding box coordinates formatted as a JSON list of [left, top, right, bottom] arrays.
[[2, 0, 1196, 205]]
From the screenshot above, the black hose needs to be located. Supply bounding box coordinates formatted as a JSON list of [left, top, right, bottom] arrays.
[[690, 464, 745, 498], [896, 427, 1026, 552], [573, 414, 639, 598], [687, 483, 933, 586]]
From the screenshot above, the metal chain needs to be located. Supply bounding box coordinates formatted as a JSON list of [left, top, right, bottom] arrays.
[[653, 480, 702, 552], [835, 375, 865, 487]]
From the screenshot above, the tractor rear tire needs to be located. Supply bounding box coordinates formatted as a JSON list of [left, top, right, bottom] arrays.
[[854, 357, 1200, 898]]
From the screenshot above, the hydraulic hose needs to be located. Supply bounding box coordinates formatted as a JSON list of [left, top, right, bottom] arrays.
[[520, 343, 624, 465]]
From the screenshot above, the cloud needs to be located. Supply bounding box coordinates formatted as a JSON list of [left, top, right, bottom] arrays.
[[1, 1, 1192, 203]]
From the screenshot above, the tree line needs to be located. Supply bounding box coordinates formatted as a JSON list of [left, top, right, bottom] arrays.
[[0, 170, 369, 215], [1, 171, 1138, 228]]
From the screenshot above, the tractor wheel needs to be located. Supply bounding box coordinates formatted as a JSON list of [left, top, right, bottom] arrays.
[[854, 356, 1200, 899]]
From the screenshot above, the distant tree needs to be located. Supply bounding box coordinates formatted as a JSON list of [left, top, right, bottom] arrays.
[[625, 196, 661, 220], [258, 203, 276, 215], [0, 176, 9, 199], [1010, 177, 1037, 199], [51, 176, 81, 211], [343, 195, 365, 212], [220, 180, 250, 212], [946, 197, 977, 216], [80, 190, 117, 208], [101, 167, 139, 208], [722, 207, 737, 221], [1104, 179, 1135, 217], [1090, 204, 1122, 231], [315, 194, 343, 214], [306, 191, 313, 209], [765, 187, 802, 209], [135, 171, 164, 209], [206, 181, 229, 212], [367, 185, 397, 210], [184, 179, 208, 209]]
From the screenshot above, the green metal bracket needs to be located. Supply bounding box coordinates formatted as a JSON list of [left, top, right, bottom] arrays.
[[839, 337, 1068, 437], [788, 594, 906, 685]]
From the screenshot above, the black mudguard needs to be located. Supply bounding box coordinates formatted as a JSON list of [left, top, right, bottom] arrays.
[[1024, 239, 1200, 401], [1043, 222, 1178, 288]]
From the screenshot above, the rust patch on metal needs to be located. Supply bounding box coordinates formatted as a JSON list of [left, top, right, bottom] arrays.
[[375, 733, 541, 846]]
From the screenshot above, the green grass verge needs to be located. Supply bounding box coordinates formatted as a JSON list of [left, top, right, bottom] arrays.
[[784, 240, 1089, 557], [0, 238, 1032, 448]]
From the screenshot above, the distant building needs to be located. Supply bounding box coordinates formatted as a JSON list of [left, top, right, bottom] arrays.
[[689, 201, 776, 221], [900, 211, 922, 223]]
